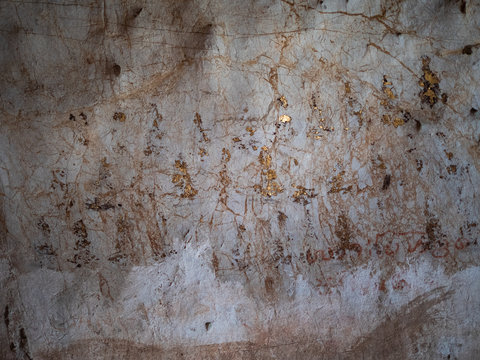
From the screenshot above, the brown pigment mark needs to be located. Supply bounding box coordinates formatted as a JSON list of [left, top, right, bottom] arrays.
[[86, 198, 115, 211], [264, 276, 274, 296], [194, 113, 210, 142], [69, 219, 96, 267], [98, 273, 114, 301], [212, 251, 219, 275], [447, 165, 457, 174], [35, 338, 331, 360], [334, 214, 361, 259], [349, 287, 453, 359], [73, 219, 88, 243], [254, 147, 283, 197], [172, 160, 198, 199], [382, 174, 391, 190], [36, 218, 50, 236], [416, 159, 423, 172], [327, 171, 352, 194], [308, 229, 474, 267], [35, 243, 56, 256], [423, 218, 449, 258], [419, 57, 441, 108], [19, 327, 32, 360], [204, 322, 212, 331], [3, 305, 9, 328], [113, 112, 126, 122], [292, 185, 316, 204], [277, 211, 287, 229]]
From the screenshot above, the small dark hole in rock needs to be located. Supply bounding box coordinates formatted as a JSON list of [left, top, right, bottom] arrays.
[[460, 0, 466, 14], [113, 64, 121, 77], [133, 7, 143, 17], [69, 114, 76, 121], [462, 45, 472, 55], [205, 322, 212, 331], [415, 120, 421, 131], [471, 108, 478, 115]]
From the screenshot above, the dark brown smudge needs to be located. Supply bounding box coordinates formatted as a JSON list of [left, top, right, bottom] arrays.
[[382, 174, 391, 190], [348, 287, 453, 359]]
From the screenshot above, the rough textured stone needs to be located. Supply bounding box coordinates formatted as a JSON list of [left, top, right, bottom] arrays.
[[1, 0, 479, 359]]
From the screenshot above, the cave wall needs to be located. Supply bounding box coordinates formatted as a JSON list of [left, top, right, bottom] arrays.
[[0, 0, 479, 359]]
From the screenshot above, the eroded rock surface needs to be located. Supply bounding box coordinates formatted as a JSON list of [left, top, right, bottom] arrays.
[[1, 0, 479, 359]]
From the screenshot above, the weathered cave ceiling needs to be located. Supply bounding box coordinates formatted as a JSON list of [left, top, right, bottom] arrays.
[[1, 0, 479, 359]]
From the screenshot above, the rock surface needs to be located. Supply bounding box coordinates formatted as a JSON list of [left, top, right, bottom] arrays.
[[1, 0, 479, 359]]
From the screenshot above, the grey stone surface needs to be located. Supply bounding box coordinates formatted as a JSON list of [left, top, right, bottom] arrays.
[[1, 0, 479, 358]]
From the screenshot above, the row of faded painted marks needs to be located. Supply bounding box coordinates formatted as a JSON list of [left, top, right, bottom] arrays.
[[34, 205, 478, 271], [306, 230, 476, 265], [59, 56, 464, 212]]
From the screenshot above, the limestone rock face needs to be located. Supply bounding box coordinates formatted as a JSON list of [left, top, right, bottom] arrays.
[[1, 0, 479, 359]]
